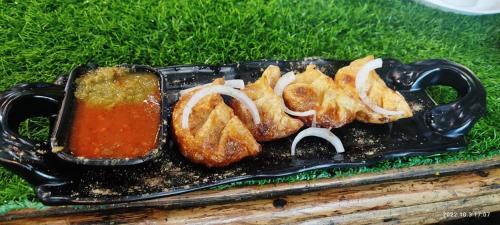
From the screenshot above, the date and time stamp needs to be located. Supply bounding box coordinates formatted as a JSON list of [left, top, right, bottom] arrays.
[[443, 211, 491, 218]]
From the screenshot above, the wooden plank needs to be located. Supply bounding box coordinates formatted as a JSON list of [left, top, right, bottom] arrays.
[[3, 156, 498, 220], [2, 165, 498, 224]]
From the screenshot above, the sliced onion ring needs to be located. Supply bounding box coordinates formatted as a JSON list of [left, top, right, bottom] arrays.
[[179, 79, 245, 96], [223, 79, 245, 90], [355, 58, 404, 116], [181, 85, 260, 129], [274, 72, 316, 117], [291, 127, 345, 156]]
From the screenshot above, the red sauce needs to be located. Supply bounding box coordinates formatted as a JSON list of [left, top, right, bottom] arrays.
[[68, 98, 160, 159]]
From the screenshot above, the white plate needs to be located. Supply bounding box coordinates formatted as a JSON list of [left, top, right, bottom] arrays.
[[415, 0, 500, 15]]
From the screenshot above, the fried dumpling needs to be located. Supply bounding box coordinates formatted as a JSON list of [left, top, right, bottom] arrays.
[[283, 64, 361, 128], [172, 79, 261, 167], [230, 65, 304, 141], [334, 55, 413, 123]]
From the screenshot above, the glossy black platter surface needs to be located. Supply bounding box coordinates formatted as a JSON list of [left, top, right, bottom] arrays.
[[0, 58, 486, 205]]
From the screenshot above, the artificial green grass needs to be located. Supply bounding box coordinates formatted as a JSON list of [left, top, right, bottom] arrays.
[[0, 0, 498, 212]]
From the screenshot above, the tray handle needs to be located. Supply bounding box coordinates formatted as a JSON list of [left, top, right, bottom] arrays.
[[407, 60, 487, 137], [0, 83, 65, 185]]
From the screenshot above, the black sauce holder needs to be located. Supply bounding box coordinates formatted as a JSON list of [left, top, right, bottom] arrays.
[[50, 64, 167, 166], [0, 58, 487, 205]]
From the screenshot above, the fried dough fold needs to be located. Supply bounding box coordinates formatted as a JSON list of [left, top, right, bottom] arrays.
[[335, 55, 412, 123], [283, 55, 412, 127], [283, 64, 361, 128], [230, 66, 304, 141], [172, 79, 261, 167]]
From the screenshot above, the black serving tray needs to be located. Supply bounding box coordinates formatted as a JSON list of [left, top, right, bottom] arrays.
[[0, 58, 486, 205]]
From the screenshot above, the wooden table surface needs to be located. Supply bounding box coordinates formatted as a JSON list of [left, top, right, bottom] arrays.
[[1, 156, 499, 224]]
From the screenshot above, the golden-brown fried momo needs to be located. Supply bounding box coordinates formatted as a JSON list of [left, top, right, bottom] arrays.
[[172, 79, 261, 167], [283, 64, 361, 128], [334, 55, 413, 123], [230, 66, 304, 141]]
